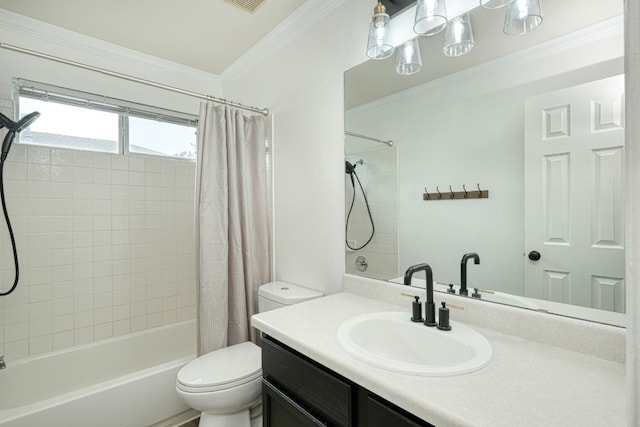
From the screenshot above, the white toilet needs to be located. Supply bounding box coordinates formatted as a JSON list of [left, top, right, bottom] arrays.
[[176, 281, 322, 427]]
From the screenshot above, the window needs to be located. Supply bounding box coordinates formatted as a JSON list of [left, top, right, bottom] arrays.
[[15, 79, 197, 160]]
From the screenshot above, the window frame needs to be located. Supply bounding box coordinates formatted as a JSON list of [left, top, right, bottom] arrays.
[[13, 79, 198, 160]]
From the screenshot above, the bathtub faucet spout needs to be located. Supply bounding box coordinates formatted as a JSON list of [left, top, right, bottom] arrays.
[[0, 355, 5, 369]]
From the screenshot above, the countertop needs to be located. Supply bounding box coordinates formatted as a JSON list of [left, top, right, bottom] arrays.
[[251, 292, 625, 427]]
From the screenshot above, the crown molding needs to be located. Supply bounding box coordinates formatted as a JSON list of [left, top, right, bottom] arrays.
[[347, 15, 624, 118], [221, 0, 347, 83], [0, 8, 223, 94]]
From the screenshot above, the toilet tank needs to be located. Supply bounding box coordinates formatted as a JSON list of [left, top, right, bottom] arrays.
[[258, 281, 323, 312]]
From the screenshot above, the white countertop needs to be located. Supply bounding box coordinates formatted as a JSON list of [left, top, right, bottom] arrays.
[[252, 292, 625, 427]]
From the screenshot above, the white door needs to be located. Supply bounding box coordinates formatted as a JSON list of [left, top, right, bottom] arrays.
[[524, 75, 625, 312]]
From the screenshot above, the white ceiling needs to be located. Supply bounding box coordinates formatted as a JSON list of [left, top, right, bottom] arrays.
[[0, 0, 306, 75]]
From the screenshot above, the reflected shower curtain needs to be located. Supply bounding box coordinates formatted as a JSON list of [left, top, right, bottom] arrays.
[[195, 102, 271, 355]]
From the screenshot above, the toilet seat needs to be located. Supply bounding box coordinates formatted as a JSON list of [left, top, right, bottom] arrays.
[[177, 342, 262, 394]]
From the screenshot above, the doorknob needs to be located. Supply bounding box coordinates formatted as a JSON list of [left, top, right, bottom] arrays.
[[528, 251, 541, 261]]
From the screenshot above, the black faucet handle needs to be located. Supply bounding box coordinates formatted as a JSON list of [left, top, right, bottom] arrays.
[[472, 288, 482, 298], [411, 296, 424, 322], [437, 302, 452, 331], [447, 283, 455, 293]]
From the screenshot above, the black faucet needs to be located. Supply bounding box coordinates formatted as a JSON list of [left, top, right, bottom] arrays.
[[404, 263, 436, 326], [460, 252, 480, 296]]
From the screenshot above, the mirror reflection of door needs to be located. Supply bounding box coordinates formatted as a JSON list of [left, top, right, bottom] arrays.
[[524, 75, 625, 312]]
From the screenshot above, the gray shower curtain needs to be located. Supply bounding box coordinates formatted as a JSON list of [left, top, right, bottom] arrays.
[[195, 102, 271, 355]]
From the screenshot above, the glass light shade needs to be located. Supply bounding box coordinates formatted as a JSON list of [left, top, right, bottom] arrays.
[[443, 14, 474, 57], [413, 0, 448, 36], [503, 0, 543, 35], [480, 0, 514, 9], [396, 38, 422, 76], [366, 10, 394, 59]]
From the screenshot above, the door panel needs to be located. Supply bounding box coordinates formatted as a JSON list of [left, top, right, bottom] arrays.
[[524, 75, 625, 312]]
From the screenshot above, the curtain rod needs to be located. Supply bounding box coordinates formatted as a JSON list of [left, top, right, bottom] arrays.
[[345, 131, 393, 147], [0, 42, 269, 116]]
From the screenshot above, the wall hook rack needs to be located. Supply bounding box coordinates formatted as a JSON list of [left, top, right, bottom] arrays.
[[423, 184, 489, 201]]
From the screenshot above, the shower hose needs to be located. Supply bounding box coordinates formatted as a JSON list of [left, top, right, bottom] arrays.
[[345, 164, 375, 251], [0, 157, 19, 296]]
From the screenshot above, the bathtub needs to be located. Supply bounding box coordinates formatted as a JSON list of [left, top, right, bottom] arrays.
[[0, 320, 196, 427]]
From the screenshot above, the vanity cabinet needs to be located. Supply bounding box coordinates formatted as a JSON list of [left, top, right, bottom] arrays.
[[261, 335, 434, 427]]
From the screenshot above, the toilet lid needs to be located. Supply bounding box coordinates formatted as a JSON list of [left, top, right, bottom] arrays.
[[177, 342, 262, 391]]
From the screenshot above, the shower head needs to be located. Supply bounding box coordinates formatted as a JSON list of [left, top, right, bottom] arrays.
[[1, 111, 40, 162], [0, 111, 41, 133]]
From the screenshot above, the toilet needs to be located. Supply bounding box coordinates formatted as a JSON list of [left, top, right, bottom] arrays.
[[176, 281, 323, 427]]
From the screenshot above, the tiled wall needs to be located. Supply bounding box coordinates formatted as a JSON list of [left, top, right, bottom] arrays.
[[0, 143, 196, 360], [345, 146, 398, 280]]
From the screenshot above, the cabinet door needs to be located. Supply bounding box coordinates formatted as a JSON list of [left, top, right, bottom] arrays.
[[262, 335, 353, 426], [263, 379, 327, 427], [366, 395, 434, 427]]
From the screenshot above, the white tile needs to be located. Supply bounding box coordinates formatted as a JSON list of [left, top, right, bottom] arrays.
[[72, 151, 92, 167], [52, 314, 74, 333], [28, 181, 51, 199], [72, 167, 92, 184], [29, 318, 52, 337], [51, 149, 73, 166], [94, 306, 113, 324], [52, 330, 74, 350], [73, 247, 93, 264], [4, 340, 28, 359], [74, 310, 93, 328], [72, 183, 93, 200], [131, 316, 147, 332], [94, 323, 113, 340], [161, 310, 176, 325], [52, 248, 73, 266], [50, 182, 73, 199], [92, 153, 111, 169], [113, 304, 130, 321], [4, 321, 28, 341], [113, 319, 130, 336], [52, 298, 74, 316], [27, 146, 50, 164], [74, 326, 93, 345], [27, 164, 50, 181], [111, 156, 128, 170], [128, 157, 145, 172], [28, 284, 52, 303]]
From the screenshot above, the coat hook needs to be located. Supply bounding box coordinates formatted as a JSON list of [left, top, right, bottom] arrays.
[[463, 184, 468, 199], [424, 186, 430, 199], [477, 183, 483, 198], [436, 186, 442, 199], [449, 185, 455, 199]]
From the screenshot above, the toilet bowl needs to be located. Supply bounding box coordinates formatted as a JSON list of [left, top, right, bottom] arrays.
[[176, 281, 322, 427]]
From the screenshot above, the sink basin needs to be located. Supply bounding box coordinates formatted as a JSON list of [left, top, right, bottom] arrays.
[[337, 312, 492, 376]]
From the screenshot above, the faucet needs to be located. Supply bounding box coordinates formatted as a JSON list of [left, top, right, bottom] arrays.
[[404, 263, 437, 326], [0, 356, 5, 370], [460, 252, 480, 296]]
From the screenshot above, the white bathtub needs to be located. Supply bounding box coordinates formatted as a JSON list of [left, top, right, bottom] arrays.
[[0, 320, 196, 427]]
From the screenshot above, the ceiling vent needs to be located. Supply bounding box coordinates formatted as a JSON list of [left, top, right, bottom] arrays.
[[224, 0, 266, 13]]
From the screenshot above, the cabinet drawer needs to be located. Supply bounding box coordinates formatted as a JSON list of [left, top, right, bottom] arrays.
[[262, 335, 354, 427]]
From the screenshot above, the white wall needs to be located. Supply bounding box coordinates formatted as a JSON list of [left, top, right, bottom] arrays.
[[0, 10, 220, 359]]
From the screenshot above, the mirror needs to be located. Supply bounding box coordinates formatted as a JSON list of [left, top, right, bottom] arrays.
[[344, 1, 625, 326]]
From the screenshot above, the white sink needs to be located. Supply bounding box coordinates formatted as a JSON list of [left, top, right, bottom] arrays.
[[337, 311, 492, 376]]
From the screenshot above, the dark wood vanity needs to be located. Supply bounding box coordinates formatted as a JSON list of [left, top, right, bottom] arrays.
[[261, 334, 434, 427]]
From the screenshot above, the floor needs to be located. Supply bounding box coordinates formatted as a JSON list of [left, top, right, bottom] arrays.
[[179, 420, 199, 427]]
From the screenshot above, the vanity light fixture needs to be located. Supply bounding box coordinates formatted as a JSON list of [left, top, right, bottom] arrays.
[[396, 37, 422, 75], [366, 2, 394, 60], [503, 0, 543, 35], [367, 0, 543, 75], [413, 0, 448, 36], [443, 13, 474, 57]]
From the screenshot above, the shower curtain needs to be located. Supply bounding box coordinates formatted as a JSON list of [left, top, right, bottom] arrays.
[[195, 102, 271, 355]]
